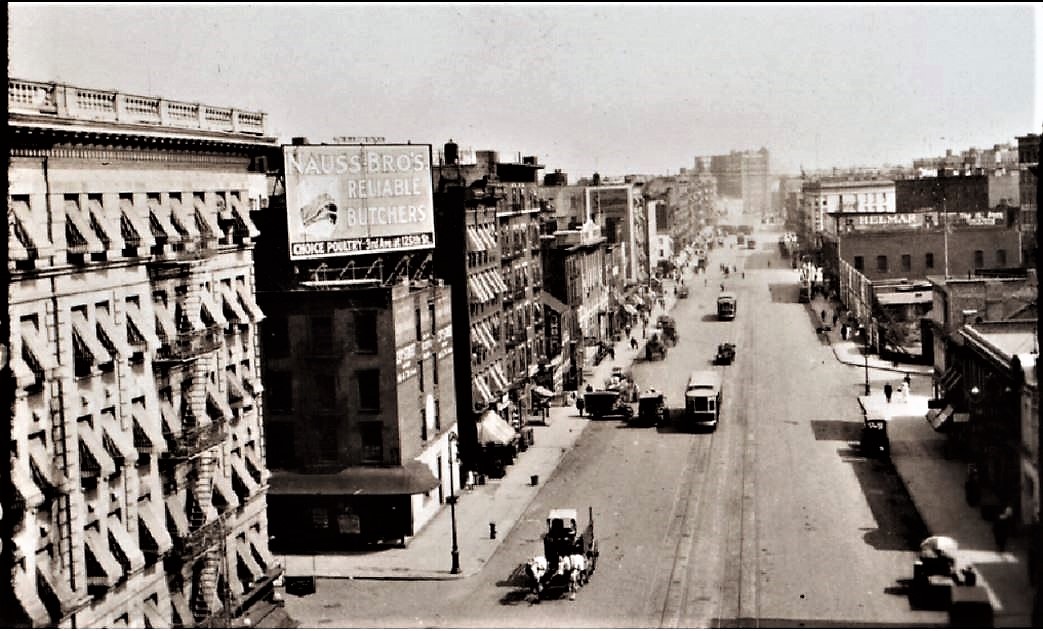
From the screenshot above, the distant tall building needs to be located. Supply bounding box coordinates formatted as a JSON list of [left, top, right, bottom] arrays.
[[696, 148, 770, 215]]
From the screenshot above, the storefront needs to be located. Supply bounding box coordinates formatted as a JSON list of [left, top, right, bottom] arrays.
[[267, 461, 440, 551]]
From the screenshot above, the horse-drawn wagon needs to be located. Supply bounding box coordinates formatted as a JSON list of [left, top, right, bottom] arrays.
[[525, 507, 599, 602]]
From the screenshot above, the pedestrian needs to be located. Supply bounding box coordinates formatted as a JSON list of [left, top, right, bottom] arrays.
[[994, 505, 1014, 551], [903, 372, 912, 392], [608, 345, 615, 360], [642, 324, 647, 339], [841, 324, 848, 340], [624, 324, 631, 338], [883, 383, 893, 403], [575, 392, 585, 417], [585, 383, 593, 393], [896, 381, 907, 403], [630, 336, 638, 350], [832, 312, 839, 328], [820, 309, 827, 322]]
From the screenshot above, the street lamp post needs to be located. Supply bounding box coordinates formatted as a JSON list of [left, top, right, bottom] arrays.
[[863, 321, 871, 396], [447, 432, 461, 575]]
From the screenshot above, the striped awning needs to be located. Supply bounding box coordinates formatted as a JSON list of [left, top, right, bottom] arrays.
[[928, 405, 955, 432], [469, 277, 491, 303], [479, 321, 497, 349], [466, 227, 486, 252], [471, 326, 490, 352], [474, 375, 494, 405], [488, 270, 509, 293], [477, 226, 498, 250]]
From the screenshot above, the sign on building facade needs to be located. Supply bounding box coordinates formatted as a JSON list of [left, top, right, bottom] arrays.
[[284, 144, 436, 259]]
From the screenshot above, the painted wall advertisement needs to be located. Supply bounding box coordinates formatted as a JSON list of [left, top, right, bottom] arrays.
[[284, 144, 436, 260]]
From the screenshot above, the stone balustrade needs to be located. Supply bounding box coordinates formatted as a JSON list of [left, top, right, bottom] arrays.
[[9, 78, 268, 136]]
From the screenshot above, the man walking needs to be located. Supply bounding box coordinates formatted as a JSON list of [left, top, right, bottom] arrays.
[[883, 383, 893, 403], [575, 392, 585, 417]]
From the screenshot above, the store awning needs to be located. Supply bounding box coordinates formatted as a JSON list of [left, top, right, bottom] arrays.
[[940, 366, 962, 396], [212, 470, 241, 512], [488, 270, 509, 293], [138, 498, 173, 554], [477, 226, 498, 250], [72, 310, 112, 365], [199, 289, 228, 328], [132, 400, 166, 453], [474, 375, 494, 405], [268, 460, 440, 496], [466, 227, 486, 252], [477, 409, 516, 446], [142, 597, 166, 630], [84, 525, 122, 586], [927, 405, 955, 431], [531, 385, 555, 398], [108, 515, 145, 572], [166, 494, 191, 539], [541, 291, 570, 314]]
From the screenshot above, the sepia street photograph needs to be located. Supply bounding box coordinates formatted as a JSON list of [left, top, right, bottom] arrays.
[[4, 2, 1041, 628]]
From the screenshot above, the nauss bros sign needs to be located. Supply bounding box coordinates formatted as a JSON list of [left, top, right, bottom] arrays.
[[283, 144, 436, 260]]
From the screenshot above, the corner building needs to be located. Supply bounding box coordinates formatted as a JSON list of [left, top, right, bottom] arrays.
[[6, 79, 283, 627]]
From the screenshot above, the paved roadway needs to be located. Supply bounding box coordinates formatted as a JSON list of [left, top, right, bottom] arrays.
[[291, 228, 950, 628]]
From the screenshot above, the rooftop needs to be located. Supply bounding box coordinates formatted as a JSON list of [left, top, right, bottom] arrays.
[[9, 77, 271, 141]]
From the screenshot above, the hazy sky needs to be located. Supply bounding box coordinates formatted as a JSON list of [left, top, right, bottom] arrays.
[[8, 3, 1041, 178]]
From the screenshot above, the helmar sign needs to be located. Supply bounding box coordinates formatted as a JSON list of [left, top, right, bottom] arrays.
[[284, 144, 436, 260]]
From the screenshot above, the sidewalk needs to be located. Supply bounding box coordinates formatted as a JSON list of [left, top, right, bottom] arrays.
[[278, 276, 685, 581], [809, 292, 1033, 626]]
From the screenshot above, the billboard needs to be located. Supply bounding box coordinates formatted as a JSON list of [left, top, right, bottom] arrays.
[[284, 144, 435, 260]]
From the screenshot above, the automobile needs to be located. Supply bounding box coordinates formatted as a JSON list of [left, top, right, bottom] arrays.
[[677, 286, 689, 299], [634, 390, 669, 427], [714, 342, 736, 365], [656, 315, 678, 345], [645, 334, 667, 361], [583, 390, 634, 420]]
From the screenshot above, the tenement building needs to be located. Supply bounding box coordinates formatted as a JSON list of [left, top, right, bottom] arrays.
[[5, 79, 284, 628], [255, 142, 451, 550]]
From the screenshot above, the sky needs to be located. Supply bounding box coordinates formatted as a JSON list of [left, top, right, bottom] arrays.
[[7, 3, 1042, 179]]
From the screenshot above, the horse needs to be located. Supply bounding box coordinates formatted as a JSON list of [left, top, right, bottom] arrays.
[[524, 556, 548, 602], [557, 553, 587, 600]]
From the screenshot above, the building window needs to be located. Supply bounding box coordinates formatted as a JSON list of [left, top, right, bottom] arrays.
[[996, 249, 1007, 266], [415, 307, 422, 341], [876, 255, 888, 273], [266, 423, 294, 469], [357, 370, 380, 411], [853, 256, 864, 272], [428, 301, 436, 335], [265, 315, 289, 358], [354, 311, 377, 353], [315, 374, 336, 410], [360, 421, 383, 463], [418, 357, 425, 392], [432, 353, 438, 385], [420, 405, 428, 442], [311, 316, 333, 351], [925, 252, 935, 269], [317, 415, 339, 461], [901, 254, 911, 272], [267, 371, 292, 412], [974, 250, 984, 269]]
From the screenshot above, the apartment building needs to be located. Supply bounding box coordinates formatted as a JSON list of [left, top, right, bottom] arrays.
[[5, 79, 284, 627]]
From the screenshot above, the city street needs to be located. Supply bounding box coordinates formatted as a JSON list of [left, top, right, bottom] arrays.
[[284, 228, 950, 628]]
